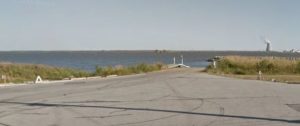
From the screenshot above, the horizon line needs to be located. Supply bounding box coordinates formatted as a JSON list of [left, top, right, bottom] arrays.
[[0, 49, 270, 52]]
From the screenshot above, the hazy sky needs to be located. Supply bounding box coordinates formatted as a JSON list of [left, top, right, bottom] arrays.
[[0, 0, 299, 51]]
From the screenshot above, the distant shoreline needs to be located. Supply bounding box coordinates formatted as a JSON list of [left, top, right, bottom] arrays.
[[0, 51, 299, 72], [0, 50, 296, 52], [0, 50, 299, 56]]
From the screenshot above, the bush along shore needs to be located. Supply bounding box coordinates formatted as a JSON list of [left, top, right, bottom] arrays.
[[0, 63, 164, 84], [206, 56, 300, 83], [93, 63, 164, 77]]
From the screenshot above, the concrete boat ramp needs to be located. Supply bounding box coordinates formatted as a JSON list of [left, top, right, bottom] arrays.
[[167, 63, 191, 68], [0, 68, 299, 126]]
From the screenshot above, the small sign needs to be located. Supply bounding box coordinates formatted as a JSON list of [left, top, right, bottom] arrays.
[[35, 76, 43, 84]]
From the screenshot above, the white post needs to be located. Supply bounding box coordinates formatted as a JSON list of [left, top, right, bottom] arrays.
[[173, 57, 176, 64], [181, 55, 183, 64], [258, 71, 262, 80], [213, 60, 217, 69]]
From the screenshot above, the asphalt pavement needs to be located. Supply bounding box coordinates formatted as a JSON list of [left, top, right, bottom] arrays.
[[0, 68, 299, 126]]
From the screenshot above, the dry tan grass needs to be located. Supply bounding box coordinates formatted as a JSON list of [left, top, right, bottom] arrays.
[[206, 56, 300, 84], [207, 56, 300, 75], [0, 63, 89, 83], [224, 56, 298, 68]]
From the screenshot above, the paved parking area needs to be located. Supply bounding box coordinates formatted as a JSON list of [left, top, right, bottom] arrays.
[[0, 68, 299, 126]]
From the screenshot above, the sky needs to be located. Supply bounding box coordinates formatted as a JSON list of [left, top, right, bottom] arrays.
[[0, 0, 300, 51]]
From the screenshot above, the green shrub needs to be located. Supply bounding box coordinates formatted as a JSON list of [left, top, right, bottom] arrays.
[[256, 60, 274, 73], [93, 63, 164, 77]]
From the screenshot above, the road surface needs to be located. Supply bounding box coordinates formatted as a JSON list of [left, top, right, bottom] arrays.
[[0, 68, 299, 126]]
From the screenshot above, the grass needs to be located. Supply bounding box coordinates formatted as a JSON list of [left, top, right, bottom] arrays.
[[0, 63, 165, 84], [93, 63, 164, 77], [0, 63, 89, 83], [205, 56, 300, 83]]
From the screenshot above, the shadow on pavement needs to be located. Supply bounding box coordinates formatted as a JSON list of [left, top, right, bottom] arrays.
[[0, 101, 299, 124]]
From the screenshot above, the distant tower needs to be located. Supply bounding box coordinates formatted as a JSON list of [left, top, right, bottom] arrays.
[[264, 38, 272, 52], [266, 43, 271, 52]]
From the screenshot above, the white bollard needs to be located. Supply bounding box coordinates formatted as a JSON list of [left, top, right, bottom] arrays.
[[213, 60, 217, 69], [257, 71, 262, 80]]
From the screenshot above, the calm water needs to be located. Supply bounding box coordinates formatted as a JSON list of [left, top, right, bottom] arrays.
[[0, 51, 299, 71]]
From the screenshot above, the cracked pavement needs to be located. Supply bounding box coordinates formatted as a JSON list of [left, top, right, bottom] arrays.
[[0, 68, 299, 126]]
